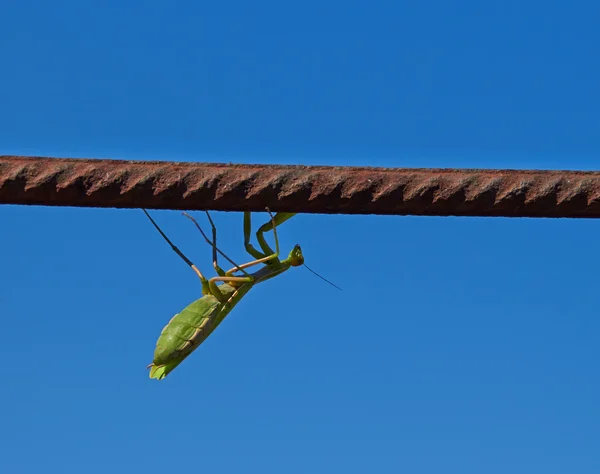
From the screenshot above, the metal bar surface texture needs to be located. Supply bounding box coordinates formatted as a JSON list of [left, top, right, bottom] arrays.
[[1, 155, 599, 218]]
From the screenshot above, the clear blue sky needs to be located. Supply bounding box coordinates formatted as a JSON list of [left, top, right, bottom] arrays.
[[2, 1, 600, 473]]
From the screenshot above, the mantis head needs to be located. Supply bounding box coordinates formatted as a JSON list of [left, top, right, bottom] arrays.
[[288, 244, 304, 267], [287, 244, 342, 290]]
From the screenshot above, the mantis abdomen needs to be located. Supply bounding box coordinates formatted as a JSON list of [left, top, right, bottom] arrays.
[[149, 283, 248, 379]]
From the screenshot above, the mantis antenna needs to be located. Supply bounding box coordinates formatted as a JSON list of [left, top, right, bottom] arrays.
[[303, 264, 343, 291]]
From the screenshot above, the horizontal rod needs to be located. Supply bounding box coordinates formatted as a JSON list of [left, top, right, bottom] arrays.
[[1, 155, 599, 218]]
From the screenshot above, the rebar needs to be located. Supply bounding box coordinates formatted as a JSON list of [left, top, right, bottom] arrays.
[[1, 155, 599, 218]]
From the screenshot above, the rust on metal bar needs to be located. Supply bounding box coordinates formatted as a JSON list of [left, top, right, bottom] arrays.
[[1, 155, 599, 218]]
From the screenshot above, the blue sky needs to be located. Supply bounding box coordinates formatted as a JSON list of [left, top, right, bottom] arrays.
[[2, 1, 600, 473]]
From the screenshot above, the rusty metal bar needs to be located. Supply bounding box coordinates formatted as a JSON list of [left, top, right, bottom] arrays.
[[1, 155, 599, 218]]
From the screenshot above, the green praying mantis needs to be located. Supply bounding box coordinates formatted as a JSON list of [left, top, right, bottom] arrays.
[[143, 208, 339, 380]]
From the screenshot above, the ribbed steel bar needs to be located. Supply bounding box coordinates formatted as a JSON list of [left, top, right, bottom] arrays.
[[1, 155, 600, 218]]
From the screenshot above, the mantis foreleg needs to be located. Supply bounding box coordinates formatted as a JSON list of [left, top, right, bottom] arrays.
[[244, 211, 296, 260], [244, 212, 265, 260], [226, 209, 283, 274]]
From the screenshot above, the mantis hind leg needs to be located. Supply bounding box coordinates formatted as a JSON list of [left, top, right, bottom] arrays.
[[144, 209, 256, 302], [244, 211, 296, 262], [142, 209, 210, 295]]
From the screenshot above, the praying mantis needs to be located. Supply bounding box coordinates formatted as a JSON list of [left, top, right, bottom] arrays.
[[143, 208, 334, 380]]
